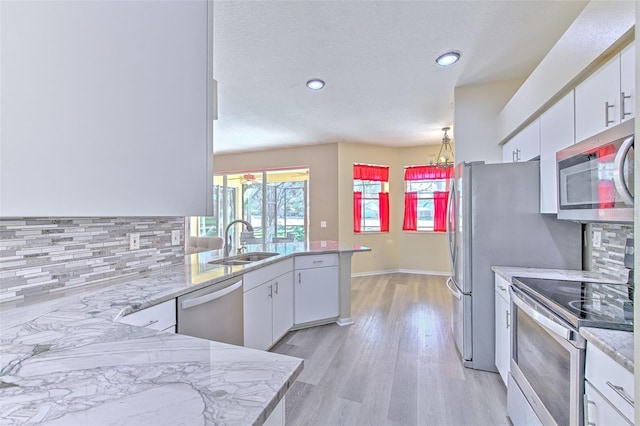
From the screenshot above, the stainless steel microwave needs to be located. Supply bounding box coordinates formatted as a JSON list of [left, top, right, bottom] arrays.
[[556, 120, 634, 223]]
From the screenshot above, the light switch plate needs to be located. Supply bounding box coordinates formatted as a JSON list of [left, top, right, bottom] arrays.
[[171, 230, 180, 246], [320, 221, 327, 228], [592, 231, 602, 248], [129, 233, 140, 250]]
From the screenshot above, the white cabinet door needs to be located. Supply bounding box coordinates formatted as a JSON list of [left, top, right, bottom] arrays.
[[584, 381, 632, 426], [502, 120, 540, 163], [502, 138, 518, 163], [295, 266, 339, 325], [494, 276, 511, 386], [575, 55, 621, 143], [1, 1, 213, 216], [243, 283, 273, 351], [272, 272, 294, 342], [539, 92, 575, 213], [620, 42, 635, 123]]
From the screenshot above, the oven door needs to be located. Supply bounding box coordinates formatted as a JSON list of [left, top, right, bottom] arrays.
[[509, 286, 585, 426]]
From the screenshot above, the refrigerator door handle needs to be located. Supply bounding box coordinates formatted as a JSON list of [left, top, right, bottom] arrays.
[[446, 183, 457, 269], [445, 277, 462, 300]]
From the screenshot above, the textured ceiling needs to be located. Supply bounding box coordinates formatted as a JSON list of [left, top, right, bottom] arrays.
[[212, 0, 588, 154]]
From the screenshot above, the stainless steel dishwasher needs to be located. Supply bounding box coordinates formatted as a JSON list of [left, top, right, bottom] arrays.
[[177, 277, 243, 346]]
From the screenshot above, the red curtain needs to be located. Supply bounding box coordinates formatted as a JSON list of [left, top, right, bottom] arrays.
[[354, 164, 389, 182], [379, 192, 389, 232], [404, 165, 453, 181], [433, 191, 449, 232], [353, 191, 362, 232], [402, 192, 418, 231]]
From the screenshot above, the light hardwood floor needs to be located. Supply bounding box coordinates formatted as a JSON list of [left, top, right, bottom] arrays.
[[270, 273, 510, 426]]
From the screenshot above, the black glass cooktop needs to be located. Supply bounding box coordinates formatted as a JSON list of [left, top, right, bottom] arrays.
[[512, 277, 633, 331]]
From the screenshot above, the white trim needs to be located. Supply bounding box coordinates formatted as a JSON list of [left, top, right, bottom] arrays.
[[336, 317, 354, 326], [351, 269, 449, 278]]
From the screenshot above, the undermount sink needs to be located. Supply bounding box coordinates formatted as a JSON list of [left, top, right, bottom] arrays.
[[209, 252, 279, 266]]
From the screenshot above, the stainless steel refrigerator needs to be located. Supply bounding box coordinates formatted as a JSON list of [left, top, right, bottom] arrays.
[[445, 161, 582, 372]]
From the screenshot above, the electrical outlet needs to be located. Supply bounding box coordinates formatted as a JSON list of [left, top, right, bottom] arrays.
[[320, 221, 327, 228], [171, 230, 180, 246], [592, 231, 602, 248], [129, 233, 140, 250]]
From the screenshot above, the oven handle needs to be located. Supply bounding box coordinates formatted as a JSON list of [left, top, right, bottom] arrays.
[[613, 135, 634, 206], [510, 287, 572, 341]]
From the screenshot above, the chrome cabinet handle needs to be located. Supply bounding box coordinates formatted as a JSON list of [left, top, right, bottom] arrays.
[[512, 150, 517, 162], [506, 311, 511, 329], [516, 149, 521, 162], [142, 319, 159, 328], [312, 260, 324, 264], [268, 284, 273, 298], [298, 272, 301, 284], [274, 281, 279, 295], [584, 394, 596, 426], [606, 381, 635, 407], [605, 101, 615, 127], [621, 92, 632, 118]]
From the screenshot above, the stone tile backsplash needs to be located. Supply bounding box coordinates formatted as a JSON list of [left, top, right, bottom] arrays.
[[0, 218, 184, 302], [587, 223, 634, 284]]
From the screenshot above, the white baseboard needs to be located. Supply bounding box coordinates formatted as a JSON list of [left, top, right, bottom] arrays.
[[351, 269, 449, 278], [336, 317, 354, 326]]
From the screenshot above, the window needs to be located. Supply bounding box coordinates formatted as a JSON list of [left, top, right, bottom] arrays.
[[188, 168, 309, 245], [353, 164, 389, 233], [402, 165, 453, 232]]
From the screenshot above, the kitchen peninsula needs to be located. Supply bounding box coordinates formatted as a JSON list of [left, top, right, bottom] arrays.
[[0, 241, 369, 425]]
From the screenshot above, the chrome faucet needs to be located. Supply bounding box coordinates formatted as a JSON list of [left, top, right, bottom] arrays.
[[224, 219, 254, 257]]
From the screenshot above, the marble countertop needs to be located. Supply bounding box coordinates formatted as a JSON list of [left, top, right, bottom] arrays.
[[492, 266, 633, 373], [580, 327, 634, 373], [0, 241, 369, 425], [491, 266, 628, 284]]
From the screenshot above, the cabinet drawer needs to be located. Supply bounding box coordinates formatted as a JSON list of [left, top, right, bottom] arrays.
[[585, 343, 634, 421], [494, 275, 510, 303], [244, 258, 293, 292], [585, 381, 632, 425], [119, 299, 176, 332], [294, 254, 338, 270]]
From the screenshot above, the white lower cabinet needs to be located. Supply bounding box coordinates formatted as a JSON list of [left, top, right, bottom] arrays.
[[263, 399, 285, 426], [118, 299, 176, 333], [243, 259, 294, 351], [585, 381, 632, 426], [494, 275, 511, 386], [584, 342, 634, 424], [294, 254, 339, 325]]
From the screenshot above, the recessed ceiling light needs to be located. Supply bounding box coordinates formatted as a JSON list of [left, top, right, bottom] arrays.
[[306, 79, 325, 90], [435, 51, 461, 67]]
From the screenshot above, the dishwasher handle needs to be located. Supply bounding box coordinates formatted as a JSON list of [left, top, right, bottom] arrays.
[[181, 280, 242, 310]]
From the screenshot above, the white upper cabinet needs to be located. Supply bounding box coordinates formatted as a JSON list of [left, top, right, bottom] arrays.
[[0, 1, 213, 216], [502, 119, 540, 163], [539, 92, 575, 214], [575, 42, 635, 143], [620, 42, 635, 123]]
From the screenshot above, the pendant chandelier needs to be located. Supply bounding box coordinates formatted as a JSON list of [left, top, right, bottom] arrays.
[[436, 127, 454, 168]]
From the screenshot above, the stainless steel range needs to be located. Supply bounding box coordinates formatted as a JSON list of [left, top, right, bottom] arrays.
[[507, 277, 633, 426]]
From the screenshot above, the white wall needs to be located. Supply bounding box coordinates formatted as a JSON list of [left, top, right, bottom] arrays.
[[453, 78, 524, 165]]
